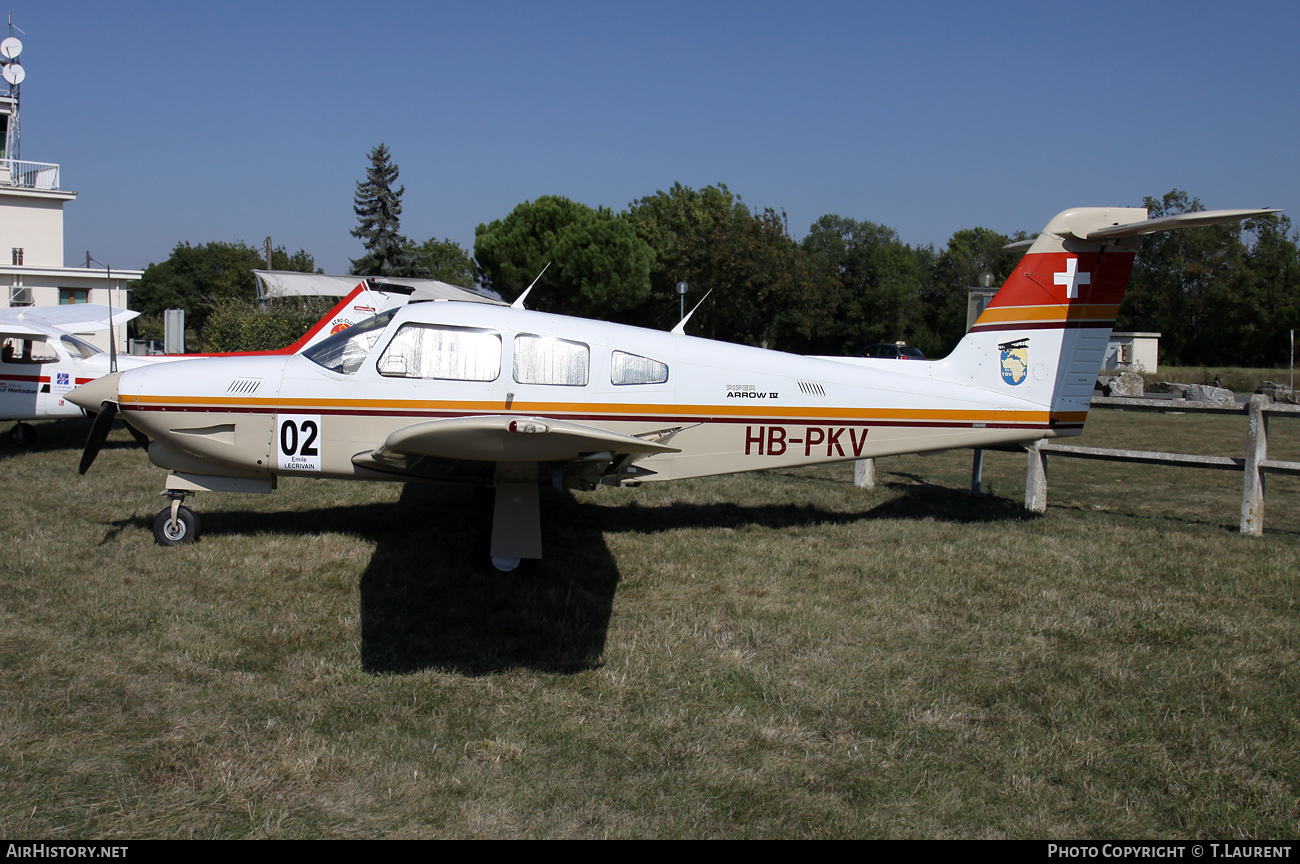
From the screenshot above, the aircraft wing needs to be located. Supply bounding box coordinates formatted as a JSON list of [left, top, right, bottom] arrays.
[[352, 415, 680, 475], [0, 304, 140, 339]]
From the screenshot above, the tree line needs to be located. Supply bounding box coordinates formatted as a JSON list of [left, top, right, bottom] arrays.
[[134, 145, 1300, 366]]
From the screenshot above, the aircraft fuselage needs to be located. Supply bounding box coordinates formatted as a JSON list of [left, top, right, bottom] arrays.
[[109, 300, 1078, 487]]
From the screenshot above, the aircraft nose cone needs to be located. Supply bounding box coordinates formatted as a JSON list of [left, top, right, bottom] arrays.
[[67, 372, 122, 412]]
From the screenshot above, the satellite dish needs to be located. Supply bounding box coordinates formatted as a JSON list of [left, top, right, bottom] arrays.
[[0, 37, 21, 60], [2, 62, 23, 86]]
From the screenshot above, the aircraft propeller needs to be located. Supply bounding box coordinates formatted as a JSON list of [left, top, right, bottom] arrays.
[[67, 372, 125, 476], [78, 400, 118, 475]]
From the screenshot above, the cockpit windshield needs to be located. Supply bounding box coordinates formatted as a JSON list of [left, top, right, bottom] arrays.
[[302, 310, 397, 374]]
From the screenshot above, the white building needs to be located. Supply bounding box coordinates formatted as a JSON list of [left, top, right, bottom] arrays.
[[0, 37, 141, 352], [1104, 331, 1161, 374]]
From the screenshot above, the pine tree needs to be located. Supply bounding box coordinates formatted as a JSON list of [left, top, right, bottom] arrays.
[[349, 143, 427, 277]]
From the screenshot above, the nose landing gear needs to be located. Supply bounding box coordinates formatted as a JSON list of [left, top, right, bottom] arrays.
[[153, 491, 201, 545]]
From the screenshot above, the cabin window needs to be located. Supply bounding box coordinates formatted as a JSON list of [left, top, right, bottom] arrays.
[[513, 334, 589, 386], [303, 309, 397, 375], [378, 323, 501, 381], [2, 338, 56, 364], [611, 351, 668, 385]]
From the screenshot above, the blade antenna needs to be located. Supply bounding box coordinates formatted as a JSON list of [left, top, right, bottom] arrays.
[[511, 262, 551, 310], [671, 289, 712, 336]]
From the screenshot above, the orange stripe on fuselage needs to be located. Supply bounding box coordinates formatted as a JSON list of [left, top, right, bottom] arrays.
[[118, 391, 1088, 427]]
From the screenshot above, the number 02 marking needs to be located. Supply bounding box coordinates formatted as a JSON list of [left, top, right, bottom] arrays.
[[280, 418, 318, 456], [277, 415, 322, 471]]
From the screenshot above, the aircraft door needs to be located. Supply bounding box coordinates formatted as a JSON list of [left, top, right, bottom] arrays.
[[1, 337, 54, 420]]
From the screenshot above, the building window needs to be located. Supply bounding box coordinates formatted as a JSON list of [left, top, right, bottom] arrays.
[[11, 247, 22, 265], [59, 289, 89, 305]]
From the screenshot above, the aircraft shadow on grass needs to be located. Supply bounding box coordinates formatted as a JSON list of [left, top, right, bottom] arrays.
[[0, 418, 140, 463], [105, 482, 619, 676], [589, 482, 1036, 538], [101, 477, 1033, 676]]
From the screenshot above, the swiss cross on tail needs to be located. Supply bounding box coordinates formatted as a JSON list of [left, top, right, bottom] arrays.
[[1054, 259, 1091, 299], [966, 249, 1125, 335], [967, 205, 1278, 337]]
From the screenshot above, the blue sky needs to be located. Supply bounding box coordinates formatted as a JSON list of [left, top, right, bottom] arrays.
[[13, 1, 1300, 274]]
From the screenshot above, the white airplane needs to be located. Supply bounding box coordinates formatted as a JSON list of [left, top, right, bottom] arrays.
[[1, 304, 142, 445], [1, 280, 426, 446], [69, 206, 1277, 570]]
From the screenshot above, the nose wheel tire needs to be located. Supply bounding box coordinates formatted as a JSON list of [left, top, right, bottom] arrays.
[[153, 506, 201, 546]]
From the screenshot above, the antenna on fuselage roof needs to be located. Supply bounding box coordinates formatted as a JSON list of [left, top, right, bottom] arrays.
[[671, 289, 712, 336], [510, 262, 551, 310]]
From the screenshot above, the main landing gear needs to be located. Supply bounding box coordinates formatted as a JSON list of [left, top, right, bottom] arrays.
[[153, 491, 201, 546]]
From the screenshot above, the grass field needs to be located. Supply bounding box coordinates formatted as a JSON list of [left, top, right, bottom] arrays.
[[1, 408, 1297, 839]]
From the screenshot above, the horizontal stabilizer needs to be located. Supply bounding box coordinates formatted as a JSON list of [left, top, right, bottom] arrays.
[[1085, 208, 1281, 240], [1003, 208, 1280, 252]]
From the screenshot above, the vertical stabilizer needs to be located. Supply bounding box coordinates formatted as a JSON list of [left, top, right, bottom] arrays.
[[933, 206, 1276, 433]]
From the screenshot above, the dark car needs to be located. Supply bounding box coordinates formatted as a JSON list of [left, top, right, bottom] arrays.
[[859, 343, 925, 360]]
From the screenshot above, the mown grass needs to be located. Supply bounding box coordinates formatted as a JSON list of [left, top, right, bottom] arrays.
[[0, 409, 1297, 838]]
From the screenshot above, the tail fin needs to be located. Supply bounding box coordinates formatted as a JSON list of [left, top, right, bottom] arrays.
[[284, 281, 412, 354], [933, 206, 1278, 432], [149, 282, 415, 360]]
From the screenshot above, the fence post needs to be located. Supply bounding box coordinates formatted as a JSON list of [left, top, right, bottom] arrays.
[[1025, 439, 1048, 513], [1240, 394, 1269, 535], [853, 458, 875, 488], [971, 448, 985, 492]]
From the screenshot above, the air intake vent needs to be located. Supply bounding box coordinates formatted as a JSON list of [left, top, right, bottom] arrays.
[[797, 380, 826, 397], [226, 378, 261, 394]]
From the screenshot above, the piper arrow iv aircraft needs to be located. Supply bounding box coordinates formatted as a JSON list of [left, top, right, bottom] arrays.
[[0, 281, 431, 446], [70, 206, 1277, 570]]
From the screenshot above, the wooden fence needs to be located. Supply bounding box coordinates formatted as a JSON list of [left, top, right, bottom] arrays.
[[854, 395, 1300, 534]]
